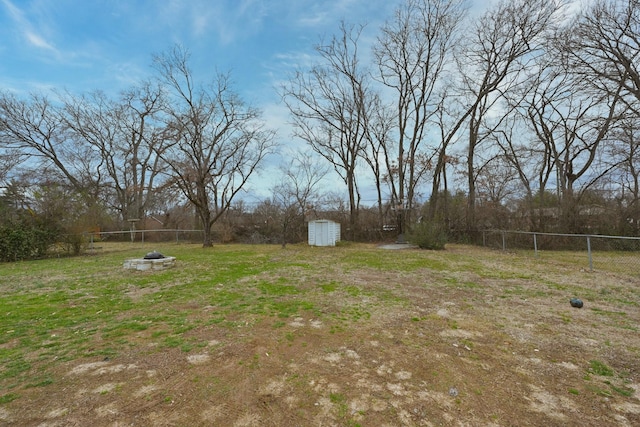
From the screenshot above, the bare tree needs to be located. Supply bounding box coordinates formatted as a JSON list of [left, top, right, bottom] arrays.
[[0, 91, 114, 234], [492, 58, 561, 232], [522, 65, 623, 232], [473, 155, 520, 229], [0, 91, 92, 193], [607, 118, 640, 234], [0, 147, 24, 185], [61, 82, 168, 224], [373, 0, 467, 235], [271, 151, 329, 247], [281, 151, 329, 218], [270, 184, 300, 248], [0, 179, 30, 221], [281, 22, 371, 240], [491, 120, 554, 231], [475, 156, 519, 206], [154, 45, 276, 247], [562, 0, 640, 111], [456, 0, 565, 230], [428, 90, 463, 223], [362, 95, 395, 233]]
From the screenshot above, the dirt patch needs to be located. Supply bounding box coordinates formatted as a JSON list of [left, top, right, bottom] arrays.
[[1, 245, 639, 426]]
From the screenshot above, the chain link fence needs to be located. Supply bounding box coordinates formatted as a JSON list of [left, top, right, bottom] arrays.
[[65, 228, 640, 278], [64, 229, 204, 256], [476, 230, 640, 276], [93, 229, 203, 244]]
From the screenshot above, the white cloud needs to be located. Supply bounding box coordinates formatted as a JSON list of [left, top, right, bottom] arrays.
[[297, 10, 330, 27], [1, 0, 21, 21], [290, 0, 392, 29], [145, 0, 269, 46], [24, 30, 55, 51], [192, 12, 213, 38], [1, 0, 60, 56], [271, 51, 317, 71]]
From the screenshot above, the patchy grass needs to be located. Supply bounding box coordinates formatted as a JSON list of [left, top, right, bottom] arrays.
[[589, 360, 615, 377], [0, 243, 638, 426]]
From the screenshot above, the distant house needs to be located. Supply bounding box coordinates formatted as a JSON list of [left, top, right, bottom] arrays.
[[308, 220, 341, 247]]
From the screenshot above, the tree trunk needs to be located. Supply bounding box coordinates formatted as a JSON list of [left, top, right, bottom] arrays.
[[347, 174, 358, 240], [467, 121, 478, 231], [201, 211, 213, 247]]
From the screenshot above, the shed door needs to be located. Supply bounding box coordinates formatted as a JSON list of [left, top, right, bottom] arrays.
[[317, 221, 329, 246]]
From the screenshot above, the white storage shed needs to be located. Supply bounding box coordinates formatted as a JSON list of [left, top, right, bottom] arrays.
[[308, 220, 341, 246]]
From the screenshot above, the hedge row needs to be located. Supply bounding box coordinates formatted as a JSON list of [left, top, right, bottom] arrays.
[[0, 223, 58, 262]]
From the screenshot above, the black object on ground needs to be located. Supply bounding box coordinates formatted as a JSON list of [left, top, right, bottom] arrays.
[[143, 251, 165, 259], [570, 298, 584, 308]]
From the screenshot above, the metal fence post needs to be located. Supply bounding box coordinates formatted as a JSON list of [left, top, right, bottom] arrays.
[[533, 233, 538, 257], [587, 236, 593, 272], [502, 231, 506, 251], [482, 231, 486, 247]]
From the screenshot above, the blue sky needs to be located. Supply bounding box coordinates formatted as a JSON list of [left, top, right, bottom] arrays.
[[5, 0, 587, 205], [0, 0, 402, 202], [0, 0, 395, 99]]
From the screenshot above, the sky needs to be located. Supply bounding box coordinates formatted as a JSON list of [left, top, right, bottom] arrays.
[[0, 0, 402, 111], [0, 0, 395, 94], [0, 0, 405, 203], [0, 0, 588, 206]]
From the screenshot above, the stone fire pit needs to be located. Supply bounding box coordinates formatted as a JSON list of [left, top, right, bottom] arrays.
[[123, 251, 176, 271]]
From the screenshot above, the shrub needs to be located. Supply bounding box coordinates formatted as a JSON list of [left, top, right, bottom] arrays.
[[0, 221, 59, 262], [0, 226, 32, 261], [60, 233, 86, 256], [407, 221, 448, 250]]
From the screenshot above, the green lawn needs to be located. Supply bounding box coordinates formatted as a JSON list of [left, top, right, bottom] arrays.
[[1, 242, 638, 426]]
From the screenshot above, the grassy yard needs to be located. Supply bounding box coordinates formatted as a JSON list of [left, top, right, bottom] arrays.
[[1, 242, 639, 426]]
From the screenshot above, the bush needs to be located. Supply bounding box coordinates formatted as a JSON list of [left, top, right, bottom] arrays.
[[0, 226, 32, 261], [60, 233, 87, 256], [0, 221, 59, 262], [407, 221, 448, 250]]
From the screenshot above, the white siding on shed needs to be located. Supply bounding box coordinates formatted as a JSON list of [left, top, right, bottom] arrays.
[[308, 220, 341, 246]]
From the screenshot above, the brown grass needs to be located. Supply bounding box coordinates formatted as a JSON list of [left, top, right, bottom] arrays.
[[0, 243, 638, 426]]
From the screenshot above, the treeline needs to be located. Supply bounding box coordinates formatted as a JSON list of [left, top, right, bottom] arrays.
[[0, 46, 277, 254], [1, 0, 640, 260], [280, 0, 640, 239]]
